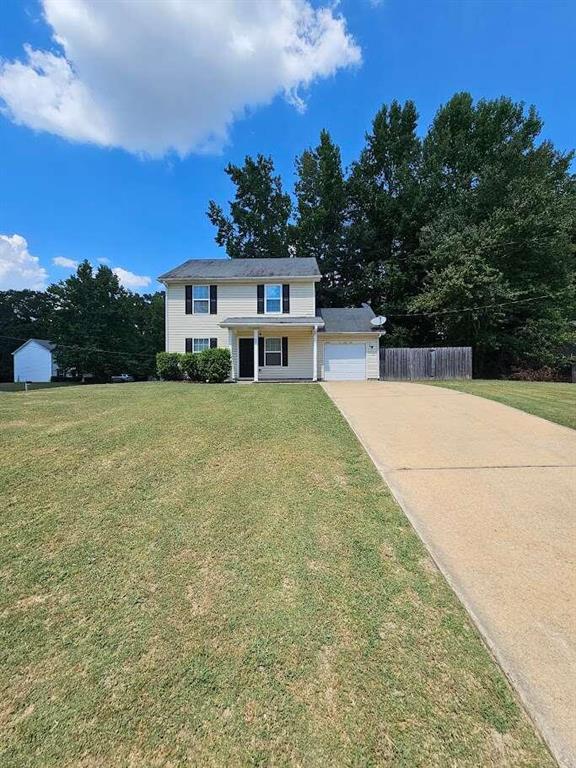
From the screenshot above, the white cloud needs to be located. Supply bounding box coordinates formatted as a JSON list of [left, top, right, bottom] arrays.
[[97, 257, 111, 265], [0, 0, 361, 157], [0, 234, 48, 290], [53, 256, 78, 268], [112, 267, 152, 291]]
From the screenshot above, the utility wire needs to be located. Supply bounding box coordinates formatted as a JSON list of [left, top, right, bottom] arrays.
[[386, 287, 573, 318], [1, 286, 573, 350], [0, 335, 157, 360]]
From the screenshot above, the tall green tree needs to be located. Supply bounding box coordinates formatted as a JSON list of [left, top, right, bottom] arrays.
[[292, 130, 348, 305], [48, 261, 158, 379], [411, 94, 576, 372], [207, 155, 292, 259], [346, 100, 423, 321]]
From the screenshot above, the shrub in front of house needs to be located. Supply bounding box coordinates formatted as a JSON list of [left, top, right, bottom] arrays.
[[196, 348, 231, 383], [156, 352, 183, 381], [180, 352, 199, 381]]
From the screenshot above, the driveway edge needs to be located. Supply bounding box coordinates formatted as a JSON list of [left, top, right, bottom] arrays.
[[321, 383, 563, 768]]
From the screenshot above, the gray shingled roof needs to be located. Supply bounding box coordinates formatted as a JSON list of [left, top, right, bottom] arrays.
[[158, 257, 320, 281], [318, 304, 376, 332], [13, 338, 55, 354], [220, 316, 324, 327]]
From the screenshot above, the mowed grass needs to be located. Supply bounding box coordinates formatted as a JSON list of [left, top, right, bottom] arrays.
[[0, 382, 79, 392], [0, 384, 553, 767], [426, 379, 576, 430]]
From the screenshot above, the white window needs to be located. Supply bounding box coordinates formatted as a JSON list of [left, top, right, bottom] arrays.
[[193, 285, 209, 314], [265, 284, 282, 313], [193, 338, 210, 353], [265, 337, 282, 366]]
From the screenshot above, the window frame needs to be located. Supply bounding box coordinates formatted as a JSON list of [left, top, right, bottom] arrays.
[[193, 338, 211, 353], [192, 285, 210, 314], [264, 284, 282, 314], [264, 337, 282, 366]]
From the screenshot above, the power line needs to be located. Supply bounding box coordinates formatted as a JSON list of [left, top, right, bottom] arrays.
[[0, 335, 157, 360], [362, 234, 573, 264], [386, 287, 573, 319]]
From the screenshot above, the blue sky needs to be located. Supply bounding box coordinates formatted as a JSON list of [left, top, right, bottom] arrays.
[[1, 0, 575, 293]]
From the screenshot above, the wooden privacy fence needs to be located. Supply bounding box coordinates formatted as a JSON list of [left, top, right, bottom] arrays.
[[380, 346, 472, 381]]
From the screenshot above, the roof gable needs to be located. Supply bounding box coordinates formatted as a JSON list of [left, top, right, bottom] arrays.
[[12, 338, 55, 355]]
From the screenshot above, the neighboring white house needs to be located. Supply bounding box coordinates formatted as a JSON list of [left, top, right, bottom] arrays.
[[158, 257, 383, 381], [12, 339, 57, 382]]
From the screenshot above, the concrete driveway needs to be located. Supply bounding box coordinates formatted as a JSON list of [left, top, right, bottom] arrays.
[[323, 381, 576, 768]]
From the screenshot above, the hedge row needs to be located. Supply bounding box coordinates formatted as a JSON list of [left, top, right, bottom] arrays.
[[156, 348, 231, 383]]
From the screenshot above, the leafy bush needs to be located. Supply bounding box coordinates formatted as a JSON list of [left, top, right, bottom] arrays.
[[156, 352, 182, 381], [196, 348, 231, 383], [181, 352, 199, 381]]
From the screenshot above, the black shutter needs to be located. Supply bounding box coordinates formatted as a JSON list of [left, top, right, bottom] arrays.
[[185, 285, 192, 314], [282, 337, 288, 366], [209, 285, 217, 314], [210, 338, 217, 348], [185, 338, 193, 353], [258, 337, 264, 367], [257, 284, 264, 314], [282, 284, 290, 314]]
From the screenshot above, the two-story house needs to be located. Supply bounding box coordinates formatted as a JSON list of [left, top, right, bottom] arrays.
[[158, 257, 382, 381]]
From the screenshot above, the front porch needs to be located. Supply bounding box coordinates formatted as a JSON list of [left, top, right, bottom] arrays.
[[219, 316, 324, 382]]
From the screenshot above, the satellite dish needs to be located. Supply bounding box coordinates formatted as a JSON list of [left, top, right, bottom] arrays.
[[370, 315, 387, 327]]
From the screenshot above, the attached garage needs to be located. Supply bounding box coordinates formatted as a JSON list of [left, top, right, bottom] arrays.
[[317, 306, 383, 381], [324, 343, 366, 381]]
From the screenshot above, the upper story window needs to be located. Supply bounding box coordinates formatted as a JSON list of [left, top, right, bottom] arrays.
[[193, 285, 209, 314], [265, 284, 282, 313]]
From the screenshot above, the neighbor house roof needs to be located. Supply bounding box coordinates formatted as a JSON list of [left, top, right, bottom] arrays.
[[158, 257, 321, 281], [318, 304, 377, 333], [12, 338, 55, 355], [220, 316, 324, 328]]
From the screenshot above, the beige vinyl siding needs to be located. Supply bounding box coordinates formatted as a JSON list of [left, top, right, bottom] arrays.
[[165, 280, 316, 353], [317, 334, 380, 380], [258, 330, 313, 380], [231, 330, 314, 380]]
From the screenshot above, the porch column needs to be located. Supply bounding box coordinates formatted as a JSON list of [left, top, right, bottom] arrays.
[[312, 326, 318, 381], [253, 329, 259, 382], [228, 328, 235, 380]]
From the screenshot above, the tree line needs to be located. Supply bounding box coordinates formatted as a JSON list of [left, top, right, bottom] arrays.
[[1, 92, 574, 381], [209, 92, 576, 375], [0, 262, 164, 381]]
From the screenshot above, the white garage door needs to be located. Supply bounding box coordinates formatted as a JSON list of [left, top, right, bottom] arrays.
[[324, 343, 366, 381]]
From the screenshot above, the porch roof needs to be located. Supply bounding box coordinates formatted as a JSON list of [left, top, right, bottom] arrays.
[[220, 316, 324, 328]]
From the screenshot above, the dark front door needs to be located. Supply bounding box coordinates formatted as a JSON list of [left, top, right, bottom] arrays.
[[238, 338, 254, 379]]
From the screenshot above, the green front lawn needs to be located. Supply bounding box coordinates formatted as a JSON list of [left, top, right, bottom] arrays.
[[427, 379, 576, 430], [0, 383, 552, 766]]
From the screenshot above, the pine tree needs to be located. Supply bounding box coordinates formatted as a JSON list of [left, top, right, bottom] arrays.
[[346, 100, 423, 321], [292, 130, 348, 305], [207, 155, 292, 259], [48, 262, 156, 379]]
